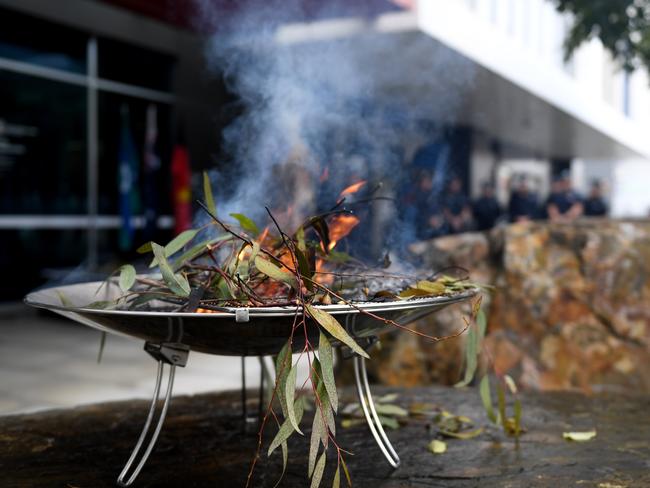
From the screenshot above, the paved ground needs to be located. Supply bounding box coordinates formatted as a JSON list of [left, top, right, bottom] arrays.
[[3, 386, 649, 487], [0, 304, 264, 415]]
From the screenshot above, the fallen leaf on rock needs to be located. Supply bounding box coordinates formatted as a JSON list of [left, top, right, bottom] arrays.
[[428, 439, 447, 454], [563, 430, 597, 442]]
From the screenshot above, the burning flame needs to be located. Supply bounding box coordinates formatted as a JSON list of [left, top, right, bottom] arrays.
[[339, 180, 366, 199], [327, 214, 360, 251]]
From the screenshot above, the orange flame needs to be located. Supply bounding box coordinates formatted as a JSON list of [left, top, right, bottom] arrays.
[[339, 180, 366, 199], [327, 214, 360, 251]]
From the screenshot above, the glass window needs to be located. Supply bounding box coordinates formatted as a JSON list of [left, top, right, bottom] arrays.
[[0, 229, 87, 300], [97, 38, 175, 92], [0, 7, 88, 74], [97, 91, 173, 216], [0, 71, 87, 214]]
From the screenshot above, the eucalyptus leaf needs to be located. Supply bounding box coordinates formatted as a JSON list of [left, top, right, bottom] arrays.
[[171, 236, 230, 271], [118, 264, 136, 292], [275, 341, 292, 417], [341, 457, 351, 487], [310, 452, 326, 488], [152, 242, 190, 297], [306, 305, 369, 359], [255, 256, 297, 290], [479, 375, 497, 423], [332, 466, 340, 488], [440, 427, 484, 439], [149, 229, 199, 268], [136, 242, 153, 254], [229, 213, 260, 236], [373, 404, 408, 417], [285, 364, 303, 435], [318, 332, 338, 412], [308, 412, 324, 477], [455, 323, 477, 387], [203, 171, 216, 216], [268, 397, 305, 456]]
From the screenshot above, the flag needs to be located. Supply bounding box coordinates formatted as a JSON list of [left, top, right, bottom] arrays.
[[118, 104, 141, 252], [142, 104, 161, 240], [171, 143, 192, 235]]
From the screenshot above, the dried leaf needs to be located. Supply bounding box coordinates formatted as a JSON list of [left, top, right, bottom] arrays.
[[306, 305, 369, 359], [285, 364, 303, 435], [440, 427, 484, 440], [398, 287, 434, 299], [203, 171, 216, 216], [309, 216, 330, 254], [268, 397, 305, 456], [310, 452, 326, 488], [136, 242, 153, 254], [318, 332, 338, 412], [118, 264, 136, 292], [416, 280, 446, 295], [373, 404, 408, 417], [295, 247, 314, 291], [479, 376, 497, 423], [563, 430, 596, 442], [229, 213, 260, 236], [255, 256, 297, 290], [152, 243, 190, 297], [428, 439, 447, 454]]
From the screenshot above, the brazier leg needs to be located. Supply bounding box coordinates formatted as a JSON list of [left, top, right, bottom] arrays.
[[353, 355, 401, 469], [117, 342, 188, 487]]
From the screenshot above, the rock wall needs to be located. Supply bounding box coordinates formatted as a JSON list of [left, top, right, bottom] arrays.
[[366, 219, 650, 393]]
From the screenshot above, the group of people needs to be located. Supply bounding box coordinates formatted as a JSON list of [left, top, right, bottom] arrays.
[[401, 170, 608, 240]]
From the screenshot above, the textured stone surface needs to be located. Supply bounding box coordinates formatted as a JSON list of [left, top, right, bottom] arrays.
[[369, 219, 650, 393], [2, 387, 649, 487]]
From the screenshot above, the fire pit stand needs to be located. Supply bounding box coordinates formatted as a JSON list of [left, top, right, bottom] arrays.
[[25, 282, 475, 486]]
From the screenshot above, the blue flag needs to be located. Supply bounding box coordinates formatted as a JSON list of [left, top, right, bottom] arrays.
[[118, 104, 141, 252]]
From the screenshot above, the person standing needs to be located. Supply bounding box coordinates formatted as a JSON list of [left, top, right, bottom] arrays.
[[583, 179, 608, 217], [442, 176, 472, 234], [546, 171, 583, 222], [508, 175, 539, 222], [472, 181, 502, 230]]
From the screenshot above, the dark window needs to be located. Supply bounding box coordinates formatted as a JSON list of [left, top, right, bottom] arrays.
[[0, 229, 87, 299], [0, 7, 88, 74], [97, 91, 173, 216], [97, 38, 174, 92], [0, 72, 87, 214]]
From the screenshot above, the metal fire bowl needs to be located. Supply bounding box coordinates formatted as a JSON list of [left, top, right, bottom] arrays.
[[25, 280, 477, 356]]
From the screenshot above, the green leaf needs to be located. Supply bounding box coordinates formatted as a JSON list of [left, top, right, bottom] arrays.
[[229, 213, 260, 236], [340, 457, 352, 487], [171, 236, 230, 271], [497, 382, 506, 428], [152, 242, 190, 297], [513, 398, 522, 437], [308, 412, 324, 477], [310, 452, 326, 488], [318, 332, 338, 412], [416, 280, 446, 295], [118, 264, 136, 292], [428, 439, 447, 454], [203, 171, 216, 216], [374, 404, 408, 417], [332, 466, 340, 488], [455, 323, 477, 387], [268, 397, 305, 456], [136, 242, 153, 254], [97, 331, 107, 364], [476, 308, 487, 340], [255, 256, 297, 290], [295, 247, 314, 291], [56, 290, 73, 308], [285, 364, 303, 435], [378, 415, 400, 429], [479, 375, 497, 423], [275, 341, 292, 417], [149, 229, 199, 268], [306, 305, 369, 359]]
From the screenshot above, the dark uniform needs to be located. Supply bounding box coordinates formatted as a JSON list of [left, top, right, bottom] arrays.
[[473, 195, 502, 230], [546, 190, 582, 215], [508, 191, 538, 222], [584, 196, 608, 216]]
